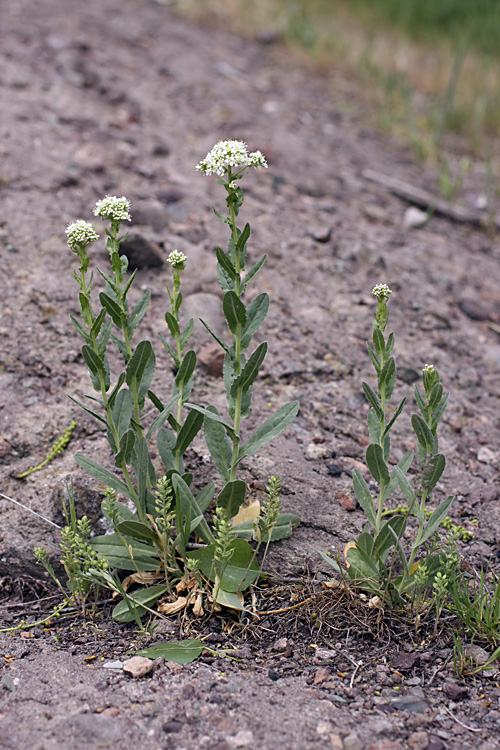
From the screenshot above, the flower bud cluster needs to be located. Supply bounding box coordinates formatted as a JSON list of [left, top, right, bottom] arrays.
[[372, 283, 392, 302], [167, 250, 187, 269], [93, 195, 131, 223], [65, 220, 99, 251], [196, 140, 267, 177]]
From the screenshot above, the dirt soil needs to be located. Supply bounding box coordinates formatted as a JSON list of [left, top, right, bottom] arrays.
[[1, 1, 500, 748]]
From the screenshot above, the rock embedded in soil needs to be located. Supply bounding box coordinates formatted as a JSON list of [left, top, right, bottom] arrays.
[[122, 656, 154, 677], [120, 231, 164, 269]]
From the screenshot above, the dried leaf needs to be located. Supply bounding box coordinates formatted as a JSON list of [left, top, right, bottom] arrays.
[[343, 541, 357, 568], [232, 498, 260, 526], [157, 596, 188, 615], [122, 571, 160, 592], [192, 593, 204, 617]]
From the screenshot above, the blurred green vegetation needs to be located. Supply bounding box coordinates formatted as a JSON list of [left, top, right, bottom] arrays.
[[348, 0, 500, 58], [177, 0, 500, 161]]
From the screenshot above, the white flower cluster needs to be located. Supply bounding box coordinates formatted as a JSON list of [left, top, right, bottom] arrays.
[[65, 220, 100, 251], [167, 250, 187, 268], [196, 140, 267, 177], [93, 195, 131, 223], [423, 363, 436, 375], [372, 283, 392, 301]]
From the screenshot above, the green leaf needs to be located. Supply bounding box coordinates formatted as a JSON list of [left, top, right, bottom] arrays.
[[112, 389, 133, 440], [241, 294, 269, 351], [132, 437, 155, 514], [237, 402, 299, 463], [428, 383, 444, 411], [345, 547, 382, 591], [431, 393, 449, 433], [385, 332, 394, 358], [217, 480, 246, 518], [179, 319, 194, 352], [81, 344, 104, 378], [175, 350, 196, 390], [99, 292, 123, 327], [112, 585, 168, 622], [411, 414, 434, 453], [383, 396, 407, 437], [146, 394, 178, 441], [380, 357, 396, 400], [126, 341, 154, 393], [374, 515, 406, 561], [414, 384, 427, 415], [157, 428, 176, 472], [230, 342, 267, 399], [236, 222, 251, 253], [233, 512, 300, 542], [195, 484, 215, 514], [115, 520, 158, 544], [367, 408, 383, 445], [199, 319, 230, 355], [187, 538, 259, 592], [135, 639, 204, 664], [373, 327, 385, 356], [185, 403, 238, 441], [241, 255, 267, 293], [165, 311, 180, 338], [68, 395, 107, 425], [318, 551, 342, 574], [422, 453, 446, 492], [223, 291, 246, 334], [204, 407, 233, 482], [352, 470, 376, 528], [214, 589, 247, 611], [115, 428, 136, 466], [216, 247, 238, 280], [418, 495, 455, 546], [366, 343, 381, 376], [158, 332, 179, 366], [90, 533, 159, 571], [128, 290, 151, 336], [75, 454, 134, 500], [395, 466, 416, 508], [366, 443, 390, 485], [362, 382, 383, 420], [71, 314, 91, 346], [172, 474, 214, 544], [174, 409, 203, 457]]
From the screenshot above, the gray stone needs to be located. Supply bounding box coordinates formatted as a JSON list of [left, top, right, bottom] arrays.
[[70, 713, 124, 746], [120, 231, 164, 268]]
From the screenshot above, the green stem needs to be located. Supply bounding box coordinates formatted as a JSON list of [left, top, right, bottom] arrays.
[[228, 178, 243, 482]]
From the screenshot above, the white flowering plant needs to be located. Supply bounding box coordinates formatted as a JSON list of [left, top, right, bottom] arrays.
[[321, 285, 457, 610], [57, 144, 299, 625]]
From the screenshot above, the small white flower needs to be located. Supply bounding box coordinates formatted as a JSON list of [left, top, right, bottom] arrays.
[[167, 250, 187, 269], [93, 195, 131, 223], [423, 363, 436, 375], [65, 220, 99, 251], [372, 283, 392, 301], [196, 140, 268, 177]]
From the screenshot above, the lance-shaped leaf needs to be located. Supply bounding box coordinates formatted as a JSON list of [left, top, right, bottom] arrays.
[[241, 255, 267, 293], [71, 314, 91, 346], [185, 403, 238, 441], [237, 401, 300, 463], [174, 409, 203, 457], [374, 515, 406, 562], [217, 480, 247, 518], [345, 547, 383, 591], [179, 319, 194, 352], [366, 344, 381, 375], [421, 453, 446, 492], [68, 395, 107, 426], [116, 519, 158, 544], [352, 470, 376, 528], [204, 407, 233, 482], [199, 319, 231, 355], [126, 340, 155, 403], [411, 414, 434, 453], [395, 466, 417, 509], [90, 533, 159, 571], [241, 294, 269, 351], [417, 495, 455, 546], [367, 408, 383, 446], [99, 292, 124, 327], [81, 344, 104, 379], [75, 454, 134, 500], [380, 357, 396, 400], [230, 342, 267, 399], [383, 396, 407, 437], [157, 427, 176, 472], [366, 443, 390, 485], [175, 350, 196, 390], [362, 382, 383, 420], [112, 585, 168, 622], [236, 222, 251, 253], [146, 394, 178, 441], [115, 428, 136, 467], [216, 247, 238, 280], [372, 327, 385, 357], [172, 474, 214, 544], [111, 389, 133, 440], [158, 332, 179, 366], [127, 290, 150, 336], [187, 538, 259, 592], [414, 384, 427, 415], [135, 639, 204, 664], [223, 291, 246, 334], [164, 311, 180, 339], [233, 513, 300, 542], [431, 393, 449, 433]]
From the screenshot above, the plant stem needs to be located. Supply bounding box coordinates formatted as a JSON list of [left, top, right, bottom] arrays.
[[228, 176, 243, 482]]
